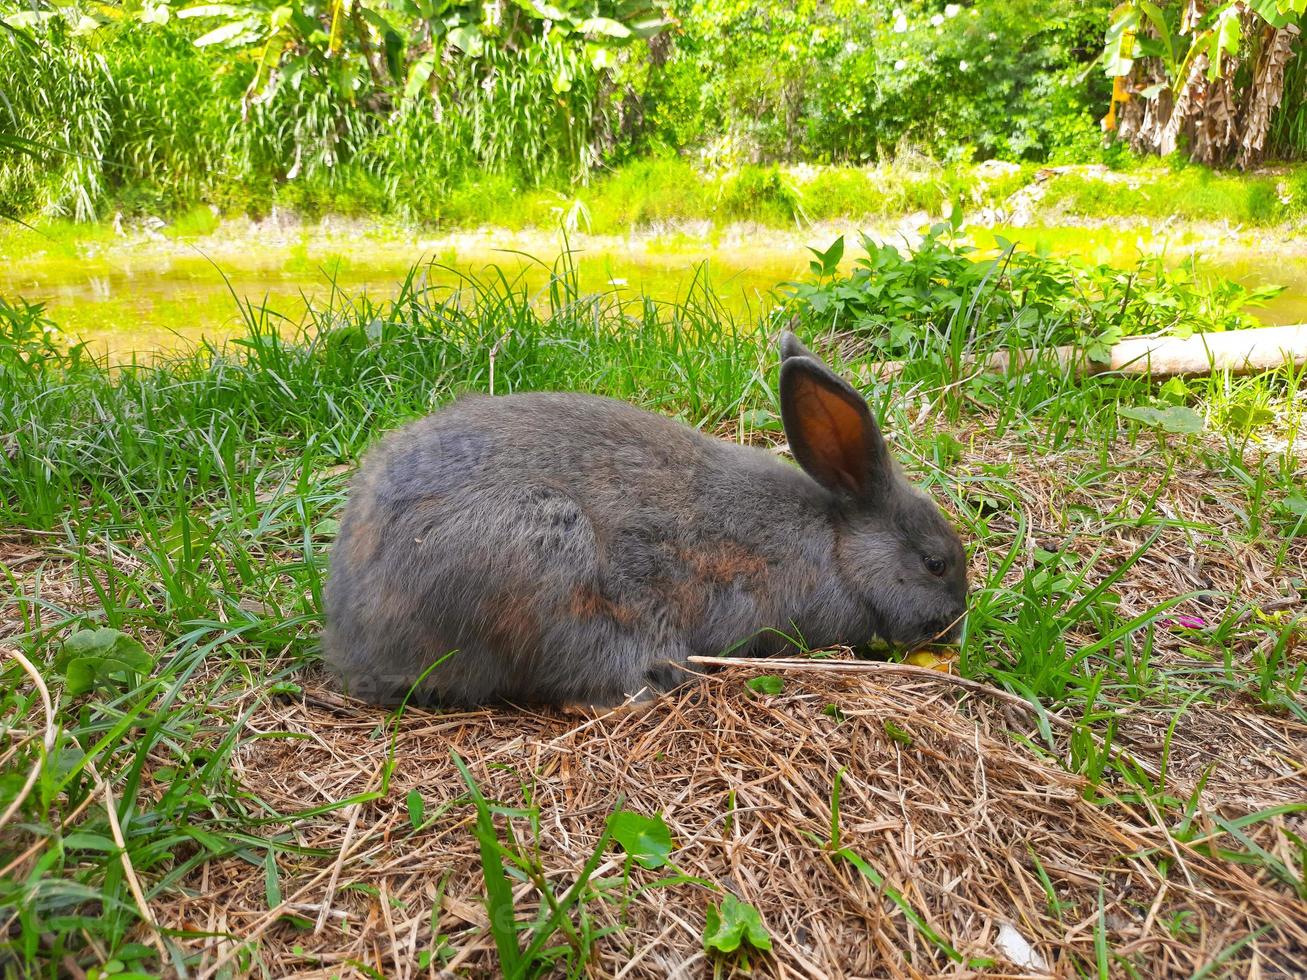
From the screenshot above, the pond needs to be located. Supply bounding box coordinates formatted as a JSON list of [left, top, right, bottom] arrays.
[[3, 218, 1305, 359]]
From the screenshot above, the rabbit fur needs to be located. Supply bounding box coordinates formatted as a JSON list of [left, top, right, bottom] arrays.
[[323, 332, 968, 707]]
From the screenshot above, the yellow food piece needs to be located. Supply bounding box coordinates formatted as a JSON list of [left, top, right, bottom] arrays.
[[904, 650, 958, 673]]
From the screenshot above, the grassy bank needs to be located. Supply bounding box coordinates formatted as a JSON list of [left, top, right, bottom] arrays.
[[281, 156, 1307, 232], [1, 249, 1304, 974], [11, 157, 1307, 245]]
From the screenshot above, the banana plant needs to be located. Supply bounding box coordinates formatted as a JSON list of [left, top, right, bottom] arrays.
[[1100, 0, 1306, 164], [174, 0, 669, 107], [1104, 0, 1305, 89], [176, 0, 403, 106], [401, 0, 671, 101]]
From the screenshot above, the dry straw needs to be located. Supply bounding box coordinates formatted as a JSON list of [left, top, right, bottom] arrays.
[[160, 664, 1306, 978]]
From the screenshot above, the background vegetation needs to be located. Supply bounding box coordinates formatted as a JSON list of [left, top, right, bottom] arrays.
[[4, 0, 1305, 224]]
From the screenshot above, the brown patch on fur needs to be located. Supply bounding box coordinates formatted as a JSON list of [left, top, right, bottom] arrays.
[[649, 541, 774, 630], [344, 520, 379, 565], [679, 541, 769, 586], [484, 595, 540, 657], [569, 587, 642, 627]]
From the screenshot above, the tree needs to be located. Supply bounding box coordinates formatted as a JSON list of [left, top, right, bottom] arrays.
[[1101, 0, 1304, 167]]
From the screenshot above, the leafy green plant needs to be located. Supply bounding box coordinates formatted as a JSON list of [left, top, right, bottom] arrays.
[[608, 810, 673, 869], [784, 221, 1283, 359], [453, 751, 618, 976], [55, 628, 154, 696], [1118, 404, 1205, 434], [744, 675, 784, 696], [0, 14, 113, 220], [452, 753, 696, 977], [702, 893, 771, 958], [0, 297, 87, 378]]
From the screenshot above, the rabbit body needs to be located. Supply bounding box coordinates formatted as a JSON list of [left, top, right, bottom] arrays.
[[324, 336, 968, 706]]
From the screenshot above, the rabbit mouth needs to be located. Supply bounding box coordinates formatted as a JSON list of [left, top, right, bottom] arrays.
[[891, 617, 965, 651], [860, 602, 965, 652]]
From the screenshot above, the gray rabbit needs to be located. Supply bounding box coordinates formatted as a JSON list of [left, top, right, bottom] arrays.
[[323, 332, 967, 707]]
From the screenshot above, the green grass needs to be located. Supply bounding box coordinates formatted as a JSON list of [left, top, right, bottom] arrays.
[[418, 158, 978, 233], [1040, 159, 1307, 226], [161, 204, 221, 239], [14, 153, 1307, 243], [0, 250, 1303, 974]]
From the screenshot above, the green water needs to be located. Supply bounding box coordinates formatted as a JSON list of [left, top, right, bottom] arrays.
[[3, 220, 1305, 359]]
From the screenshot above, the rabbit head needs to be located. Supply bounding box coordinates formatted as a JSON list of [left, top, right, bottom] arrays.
[[779, 332, 968, 648]]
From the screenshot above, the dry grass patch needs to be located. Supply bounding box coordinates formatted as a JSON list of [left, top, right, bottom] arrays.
[[165, 666, 1307, 978]]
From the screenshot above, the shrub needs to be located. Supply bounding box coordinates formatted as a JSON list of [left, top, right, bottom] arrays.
[[717, 166, 803, 224], [784, 220, 1283, 360], [655, 0, 1114, 165]]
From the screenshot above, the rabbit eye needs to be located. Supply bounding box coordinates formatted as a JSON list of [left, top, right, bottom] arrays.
[[924, 556, 946, 577]]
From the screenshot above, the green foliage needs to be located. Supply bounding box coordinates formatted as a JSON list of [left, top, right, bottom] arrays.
[[702, 893, 771, 956], [795, 164, 950, 221], [100, 24, 243, 214], [7, 0, 1305, 223], [0, 0, 1150, 225], [608, 810, 673, 869], [453, 755, 684, 976], [745, 675, 785, 696], [1117, 405, 1205, 434], [406, 788, 425, 829], [56, 628, 153, 696], [0, 622, 289, 976], [657, 0, 1114, 165], [0, 17, 113, 220], [0, 0, 669, 219], [783, 220, 1284, 358], [0, 296, 88, 379]]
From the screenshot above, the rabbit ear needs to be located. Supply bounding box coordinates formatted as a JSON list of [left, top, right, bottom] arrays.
[[780, 330, 817, 362], [780, 354, 890, 499]]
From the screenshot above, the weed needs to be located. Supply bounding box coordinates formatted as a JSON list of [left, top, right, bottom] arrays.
[[784, 220, 1283, 358], [451, 752, 699, 977]]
